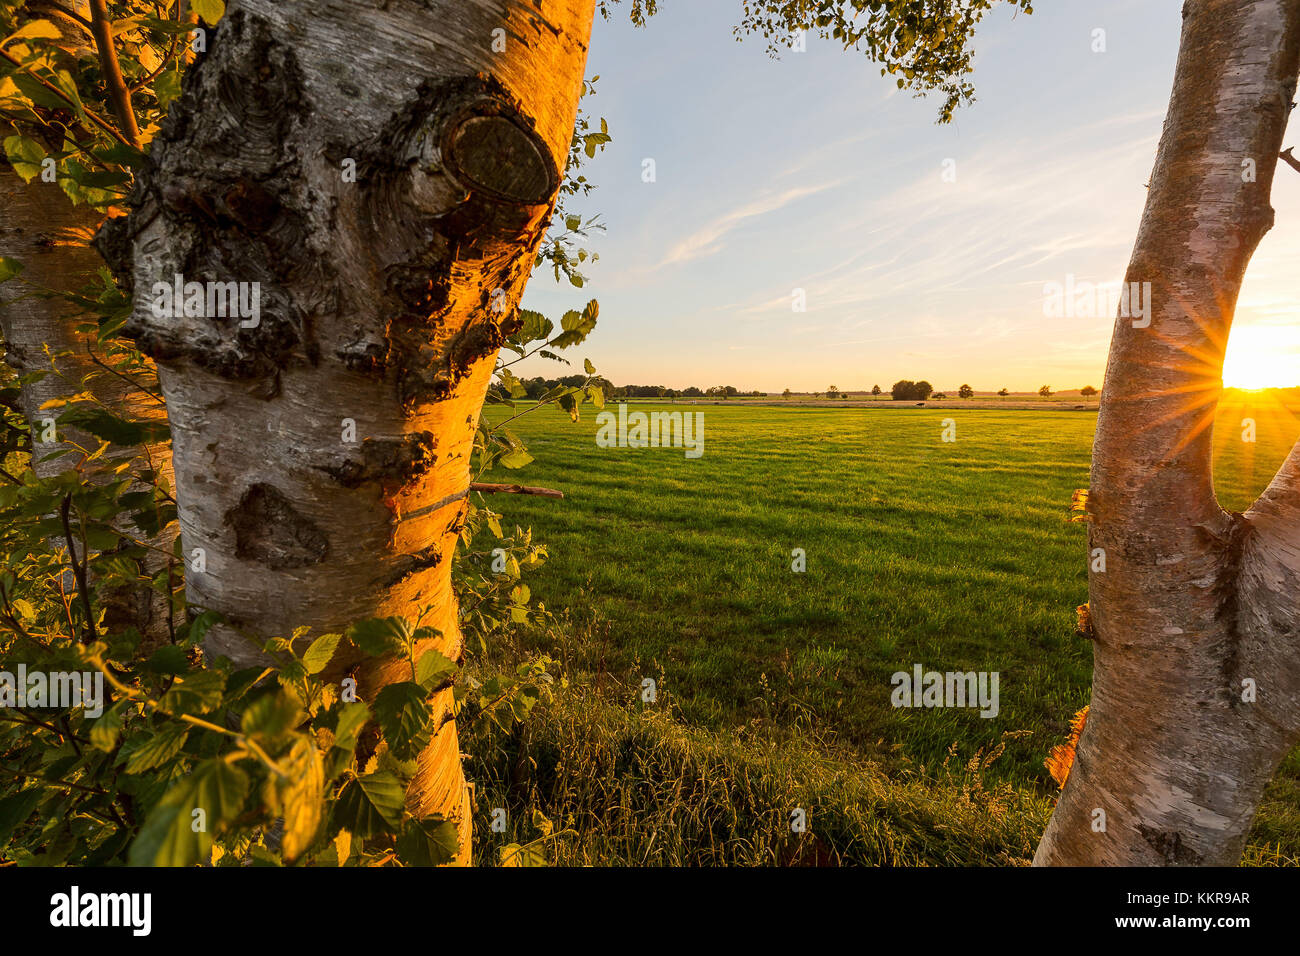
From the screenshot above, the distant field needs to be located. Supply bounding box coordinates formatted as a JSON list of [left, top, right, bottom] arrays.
[[479, 394, 1300, 859]]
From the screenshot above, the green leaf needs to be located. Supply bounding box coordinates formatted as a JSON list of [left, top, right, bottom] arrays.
[[0, 789, 42, 846], [0, 256, 23, 282], [47, 70, 84, 115], [160, 669, 225, 715], [302, 632, 342, 674], [143, 644, 189, 675], [397, 816, 459, 866], [59, 405, 170, 447], [550, 299, 598, 348], [190, 0, 226, 26], [240, 690, 303, 741], [154, 67, 182, 110], [372, 682, 431, 760], [88, 703, 126, 752], [3, 21, 63, 45], [333, 771, 404, 839], [498, 448, 534, 469], [332, 702, 370, 753], [273, 737, 323, 861], [415, 647, 456, 692], [9, 73, 68, 111], [499, 840, 548, 867], [122, 723, 188, 773], [128, 759, 248, 866], [3, 135, 44, 183], [67, 168, 131, 189], [347, 617, 411, 658]]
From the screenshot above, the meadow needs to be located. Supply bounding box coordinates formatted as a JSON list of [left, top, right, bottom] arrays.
[[466, 394, 1300, 865]]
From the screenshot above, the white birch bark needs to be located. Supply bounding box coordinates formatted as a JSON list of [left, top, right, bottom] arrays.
[[1035, 0, 1300, 866], [105, 0, 595, 863]]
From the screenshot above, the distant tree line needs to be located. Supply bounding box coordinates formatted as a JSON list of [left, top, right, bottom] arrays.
[[502, 377, 1101, 402], [613, 384, 768, 399], [502, 378, 769, 401]]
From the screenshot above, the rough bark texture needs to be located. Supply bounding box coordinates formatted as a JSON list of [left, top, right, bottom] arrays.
[[1035, 0, 1300, 865], [106, 0, 595, 864]]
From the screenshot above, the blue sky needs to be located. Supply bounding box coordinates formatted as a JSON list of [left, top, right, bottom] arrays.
[[518, 0, 1300, 393]]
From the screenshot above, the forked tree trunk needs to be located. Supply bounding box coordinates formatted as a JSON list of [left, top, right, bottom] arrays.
[[105, 0, 595, 864], [1035, 0, 1300, 865]]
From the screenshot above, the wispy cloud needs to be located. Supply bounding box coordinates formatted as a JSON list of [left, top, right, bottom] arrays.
[[653, 182, 838, 269]]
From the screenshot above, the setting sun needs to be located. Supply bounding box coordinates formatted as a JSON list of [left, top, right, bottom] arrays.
[[1221, 324, 1300, 389]]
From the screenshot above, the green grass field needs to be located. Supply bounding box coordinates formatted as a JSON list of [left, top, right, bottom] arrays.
[[468, 396, 1300, 864]]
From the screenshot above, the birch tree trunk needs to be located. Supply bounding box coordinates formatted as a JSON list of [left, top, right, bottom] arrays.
[[1, 2, 175, 642], [1035, 0, 1300, 866], [104, 0, 595, 864], [0, 173, 109, 476], [0, 177, 174, 642]]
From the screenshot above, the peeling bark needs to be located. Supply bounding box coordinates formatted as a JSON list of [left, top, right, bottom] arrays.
[[1035, 0, 1300, 866], [106, 0, 595, 864]]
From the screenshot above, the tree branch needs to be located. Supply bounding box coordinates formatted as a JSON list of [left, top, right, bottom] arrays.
[[1280, 147, 1300, 175], [59, 493, 97, 644], [0, 48, 133, 147], [87, 0, 141, 147], [470, 482, 564, 499]]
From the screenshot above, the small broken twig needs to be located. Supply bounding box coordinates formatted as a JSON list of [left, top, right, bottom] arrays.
[[470, 483, 563, 499]]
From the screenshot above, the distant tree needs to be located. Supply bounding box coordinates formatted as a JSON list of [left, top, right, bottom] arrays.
[[1038, 385, 1053, 397], [783, 388, 792, 400], [932, 392, 947, 399], [997, 388, 1010, 397], [890, 379, 933, 400], [958, 384, 975, 399], [683, 386, 703, 397], [827, 384, 840, 398], [872, 384, 882, 396], [1080, 385, 1098, 397]]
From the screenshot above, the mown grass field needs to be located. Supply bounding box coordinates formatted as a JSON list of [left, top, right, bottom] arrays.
[[469, 394, 1300, 864]]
